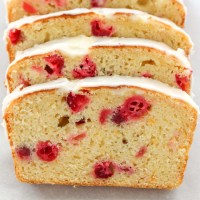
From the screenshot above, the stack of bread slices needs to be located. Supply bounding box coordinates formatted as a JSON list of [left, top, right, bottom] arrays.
[[3, 0, 198, 189]]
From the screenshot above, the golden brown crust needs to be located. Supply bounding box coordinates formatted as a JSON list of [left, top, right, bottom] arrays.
[[172, 0, 186, 27], [14, 174, 181, 190], [7, 41, 13, 63]]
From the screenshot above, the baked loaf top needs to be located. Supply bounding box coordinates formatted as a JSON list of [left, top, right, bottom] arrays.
[[5, 0, 186, 27], [5, 8, 192, 61]]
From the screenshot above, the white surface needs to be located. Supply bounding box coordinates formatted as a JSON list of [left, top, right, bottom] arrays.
[[0, 1, 200, 200]]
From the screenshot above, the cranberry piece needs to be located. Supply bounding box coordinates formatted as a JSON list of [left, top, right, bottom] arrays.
[[119, 166, 134, 174], [23, 2, 37, 14], [72, 57, 97, 79], [91, 0, 106, 7], [54, 0, 66, 7], [111, 107, 127, 125], [19, 75, 31, 88], [99, 109, 112, 124], [141, 72, 153, 78], [94, 161, 114, 179], [122, 96, 151, 120], [68, 133, 87, 145], [76, 118, 86, 125], [44, 54, 65, 76], [112, 96, 151, 125], [32, 66, 45, 73], [9, 28, 22, 45], [66, 92, 90, 113], [36, 141, 59, 162], [135, 146, 148, 158], [91, 20, 114, 37], [115, 164, 135, 175], [16, 146, 31, 160], [175, 74, 189, 91], [44, 65, 54, 74]]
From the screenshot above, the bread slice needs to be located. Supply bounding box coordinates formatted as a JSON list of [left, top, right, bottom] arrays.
[[5, 8, 192, 62], [6, 36, 192, 93], [6, 0, 186, 27], [3, 77, 198, 189]]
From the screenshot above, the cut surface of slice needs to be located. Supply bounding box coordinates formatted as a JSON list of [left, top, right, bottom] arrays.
[[3, 77, 198, 189], [6, 36, 192, 93]]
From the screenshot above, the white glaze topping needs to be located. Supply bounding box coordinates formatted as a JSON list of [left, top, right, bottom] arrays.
[[9, 36, 190, 70], [5, 8, 142, 30], [4, 8, 178, 29], [3, 76, 199, 114], [5, 8, 191, 44]]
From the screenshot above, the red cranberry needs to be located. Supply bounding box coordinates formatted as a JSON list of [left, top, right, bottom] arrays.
[[175, 74, 189, 91], [44, 54, 65, 76], [68, 133, 87, 145], [122, 96, 151, 120], [94, 161, 114, 179], [91, 20, 114, 37], [66, 92, 90, 113], [32, 66, 45, 73], [141, 72, 153, 78], [135, 146, 148, 158], [111, 107, 127, 125], [23, 2, 37, 14], [19, 75, 31, 88], [16, 146, 31, 160], [44, 65, 54, 74], [99, 109, 112, 124], [115, 164, 135, 175], [72, 57, 97, 79], [112, 96, 151, 125], [76, 118, 86, 125], [119, 166, 134, 174], [54, 0, 66, 7], [91, 0, 106, 7], [36, 141, 59, 162], [9, 28, 22, 45]]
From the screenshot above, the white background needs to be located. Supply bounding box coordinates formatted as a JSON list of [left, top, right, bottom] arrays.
[[0, 1, 200, 200]]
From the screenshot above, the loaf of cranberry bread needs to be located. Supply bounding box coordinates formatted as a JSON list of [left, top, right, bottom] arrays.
[[6, 36, 192, 93], [5, 8, 192, 61], [3, 77, 198, 189], [6, 0, 186, 27]]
